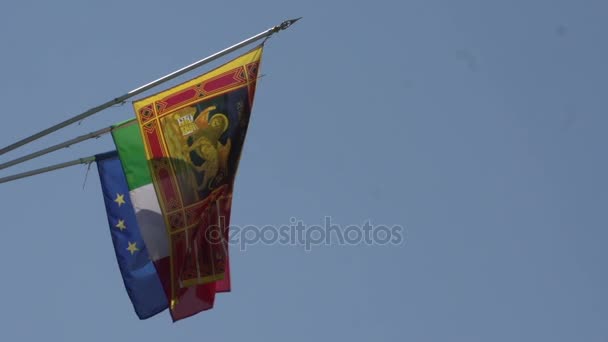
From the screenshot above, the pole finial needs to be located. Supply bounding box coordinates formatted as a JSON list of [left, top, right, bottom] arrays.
[[273, 17, 302, 33]]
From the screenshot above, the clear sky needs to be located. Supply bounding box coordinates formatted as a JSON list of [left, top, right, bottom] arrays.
[[1, 0, 607, 341]]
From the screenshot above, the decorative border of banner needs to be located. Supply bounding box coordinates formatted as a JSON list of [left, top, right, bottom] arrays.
[[137, 62, 260, 125]]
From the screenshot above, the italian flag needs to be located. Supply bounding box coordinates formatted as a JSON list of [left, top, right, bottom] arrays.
[[112, 122, 230, 321]]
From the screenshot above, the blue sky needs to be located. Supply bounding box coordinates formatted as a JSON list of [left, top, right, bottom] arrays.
[[0, 0, 607, 341]]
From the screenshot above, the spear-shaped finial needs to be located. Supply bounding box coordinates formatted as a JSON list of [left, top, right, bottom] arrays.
[[274, 17, 303, 32]]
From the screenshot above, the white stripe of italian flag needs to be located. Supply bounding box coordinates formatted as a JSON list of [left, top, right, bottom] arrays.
[[112, 122, 169, 262]]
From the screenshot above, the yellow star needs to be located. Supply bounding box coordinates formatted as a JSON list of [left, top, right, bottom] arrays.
[[126, 242, 139, 255], [114, 193, 126, 207], [115, 219, 127, 231]]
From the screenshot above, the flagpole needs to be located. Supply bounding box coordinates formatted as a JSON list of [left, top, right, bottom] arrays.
[[0, 17, 301, 157], [0, 120, 136, 171], [0, 156, 96, 184]]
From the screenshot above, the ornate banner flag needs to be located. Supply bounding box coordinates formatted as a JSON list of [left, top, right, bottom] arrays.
[[95, 150, 168, 319], [129, 45, 262, 320]]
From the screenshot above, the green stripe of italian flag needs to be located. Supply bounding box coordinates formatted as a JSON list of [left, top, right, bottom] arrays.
[[111, 121, 168, 261]]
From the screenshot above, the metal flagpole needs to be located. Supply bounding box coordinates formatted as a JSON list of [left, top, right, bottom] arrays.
[[0, 156, 96, 184], [0, 17, 301, 157], [0, 120, 136, 171]]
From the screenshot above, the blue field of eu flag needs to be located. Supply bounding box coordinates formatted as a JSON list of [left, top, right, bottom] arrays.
[[96, 151, 168, 319]]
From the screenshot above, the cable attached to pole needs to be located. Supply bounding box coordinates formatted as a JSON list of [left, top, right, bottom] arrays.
[[0, 156, 96, 184], [0, 120, 136, 171]]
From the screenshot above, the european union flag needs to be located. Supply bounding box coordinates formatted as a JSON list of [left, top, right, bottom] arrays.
[[96, 151, 168, 319]]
